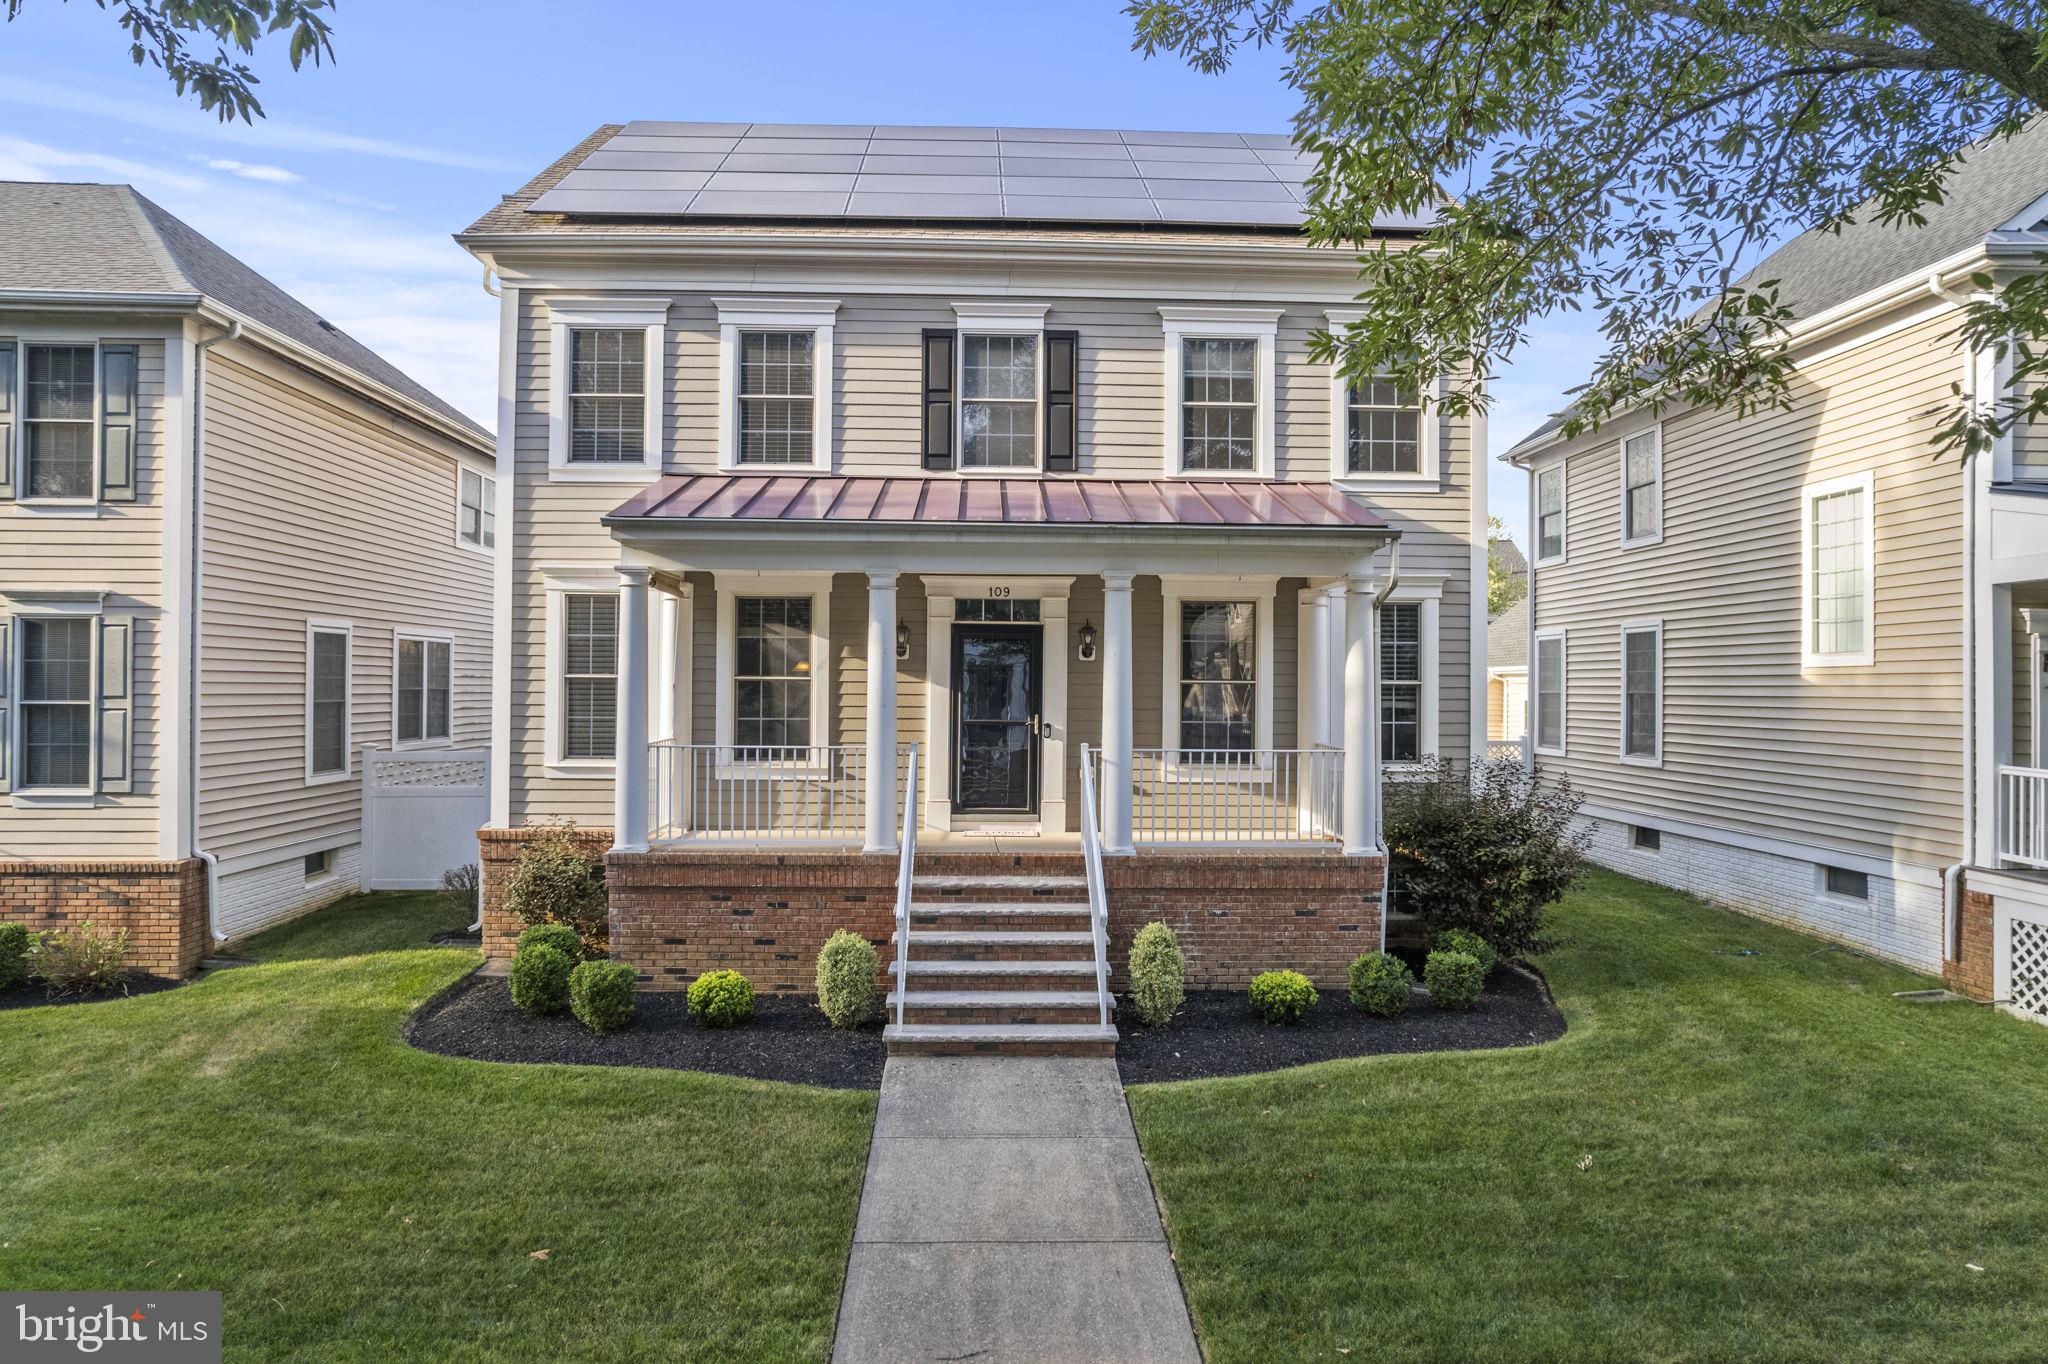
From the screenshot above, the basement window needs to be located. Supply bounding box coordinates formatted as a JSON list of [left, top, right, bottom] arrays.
[[1822, 865, 1869, 901], [304, 849, 334, 881], [1632, 826, 1660, 851]]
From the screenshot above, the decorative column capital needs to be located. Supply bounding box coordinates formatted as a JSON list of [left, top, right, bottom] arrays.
[[867, 569, 900, 592], [616, 563, 654, 588], [1101, 569, 1136, 592]]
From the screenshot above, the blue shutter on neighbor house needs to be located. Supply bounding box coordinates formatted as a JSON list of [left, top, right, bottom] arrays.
[[99, 344, 139, 502], [0, 342, 16, 501], [921, 329, 955, 470], [97, 616, 133, 794], [1044, 330, 1079, 472]]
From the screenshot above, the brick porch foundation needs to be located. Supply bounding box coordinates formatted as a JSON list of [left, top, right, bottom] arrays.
[[0, 859, 211, 978], [1944, 887, 1994, 1000]]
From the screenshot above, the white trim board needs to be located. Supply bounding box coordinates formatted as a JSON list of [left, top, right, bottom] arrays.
[[1580, 801, 1947, 890]]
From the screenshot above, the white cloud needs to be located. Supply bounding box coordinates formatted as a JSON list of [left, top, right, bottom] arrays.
[[202, 157, 303, 184], [0, 135, 206, 192]]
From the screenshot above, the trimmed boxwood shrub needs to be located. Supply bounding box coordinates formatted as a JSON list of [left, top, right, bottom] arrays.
[[508, 943, 573, 1015], [1127, 921, 1185, 1027], [516, 922, 583, 961], [1248, 969, 1318, 1025], [816, 930, 879, 1030], [504, 824, 609, 956], [0, 923, 34, 990], [1434, 927, 1498, 978], [569, 960, 637, 1034], [1347, 951, 1414, 1017], [687, 969, 754, 1029], [1425, 949, 1484, 1011]]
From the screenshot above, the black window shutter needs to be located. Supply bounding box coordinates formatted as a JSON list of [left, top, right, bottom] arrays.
[[921, 329, 954, 470], [1044, 330, 1078, 472]]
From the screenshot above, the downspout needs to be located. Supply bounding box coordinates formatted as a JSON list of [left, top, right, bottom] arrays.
[[1928, 270, 1979, 962], [1373, 540, 1402, 951], [189, 319, 241, 944]]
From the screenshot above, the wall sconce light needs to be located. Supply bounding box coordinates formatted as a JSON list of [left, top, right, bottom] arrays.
[[1077, 619, 1098, 663], [896, 621, 912, 660]]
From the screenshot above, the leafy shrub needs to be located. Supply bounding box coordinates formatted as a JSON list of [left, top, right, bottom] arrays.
[[504, 824, 609, 956], [816, 930, 879, 1029], [1383, 756, 1588, 959], [516, 922, 583, 961], [1347, 951, 1414, 1017], [1127, 921, 1185, 1027], [1424, 949, 1484, 1011], [1248, 969, 1318, 1025], [33, 922, 129, 995], [1434, 927, 1498, 978], [569, 960, 637, 1034], [439, 863, 481, 922], [0, 923, 34, 990], [687, 969, 754, 1029], [508, 944, 573, 1015]]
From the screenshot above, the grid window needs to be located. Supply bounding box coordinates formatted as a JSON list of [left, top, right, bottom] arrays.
[[24, 344, 95, 499], [1180, 338, 1257, 472], [1535, 634, 1565, 752], [961, 334, 1039, 469], [308, 628, 349, 776], [1346, 377, 1420, 474], [21, 617, 93, 788], [1623, 430, 1660, 541], [396, 638, 453, 744], [1622, 627, 1659, 760], [1178, 601, 1255, 753], [1811, 486, 1867, 657], [568, 329, 646, 464], [459, 469, 496, 548], [954, 598, 1040, 623], [735, 596, 813, 752], [562, 594, 619, 760], [738, 330, 815, 465], [1380, 602, 1422, 763], [1536, 464, 1565, 561]]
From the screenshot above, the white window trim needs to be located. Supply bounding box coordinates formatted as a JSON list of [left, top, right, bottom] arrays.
[[1379, 578, 1443, 768], [391, 628, 456, 751], [1533, 627, 1568, 757], [713, 571, 834, 772], [714, 298, 839, 473], [304, 618, 353, 787], [1323, 309, 1440, 486], [7, 337, 119, 509], [8, 592, 107, 802], [1800, 470, 1877, 668], [545, 297, 668, 483], [1619, 424, 1664, 549], [1533, 459, 1568, 567], [455, 463, 496, 555], [1159, 574, 1277, 775], [542, 567, 624, 777], [1159, 306, 1280, 481], [1618, 618, 1664, 767], [953, 301, 1050, 475]]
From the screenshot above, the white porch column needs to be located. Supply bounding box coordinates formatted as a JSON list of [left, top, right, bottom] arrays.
[[1299, 586, 1329, 749], [1101, 570, 1135, 854], [613, 565, 653, 853], [1342, 572, 1379, 857], [864, 570, 900, 854]]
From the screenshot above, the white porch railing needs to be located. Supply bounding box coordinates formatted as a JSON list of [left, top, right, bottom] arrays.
[[650, 743, 919, 844], [1077, 744, 1113, 1025], [892, 744, 920, 1027], [2001, 765, 2048, 869], [1122, 747, 1344, 847]]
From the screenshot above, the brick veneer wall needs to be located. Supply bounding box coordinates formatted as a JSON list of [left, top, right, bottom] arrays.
[[1944, 887, 1994, 1000], [479, 826, 616, 960], [1103, 852, 1385, 989], [0, 859, 210, 977]]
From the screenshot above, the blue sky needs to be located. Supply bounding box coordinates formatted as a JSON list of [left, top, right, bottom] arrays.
[[0, 0, 1597, 536]]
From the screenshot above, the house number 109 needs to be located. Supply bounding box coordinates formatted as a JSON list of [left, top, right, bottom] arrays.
[[987, 586, 1011, 598]]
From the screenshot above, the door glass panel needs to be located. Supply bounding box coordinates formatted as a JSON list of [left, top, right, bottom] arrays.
[[956, 631, 1036, 811]]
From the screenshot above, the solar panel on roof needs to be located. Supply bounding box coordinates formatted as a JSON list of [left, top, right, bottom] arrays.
[[524, 120, 1437, 230]]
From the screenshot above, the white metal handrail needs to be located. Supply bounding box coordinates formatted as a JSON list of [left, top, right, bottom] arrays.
[[2001, 765, 2048, 869], [1126, 747, 1343, 846], [1078, 744, 1112, 1026], [649, 743, 867, 843], [893, 743, 920, 1027]]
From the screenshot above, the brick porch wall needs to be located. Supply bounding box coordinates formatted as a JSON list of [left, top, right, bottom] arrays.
[[0, 859, 211, 978], [1944, 887, 1994, 1000], [478, 826, 616, 960]]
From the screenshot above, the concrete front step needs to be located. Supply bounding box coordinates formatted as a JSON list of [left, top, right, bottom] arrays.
[[911, 902, 1093, 925], [913, 873, 1089, 900], [883, 1022, 1120, 1057], [901, 959, 1100, 992], [890, 989, 1109, 1025], [892, 929, 1096, 963]]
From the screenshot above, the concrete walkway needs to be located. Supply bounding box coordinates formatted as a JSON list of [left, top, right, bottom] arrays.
[[832, 1057, 1202, 1364]]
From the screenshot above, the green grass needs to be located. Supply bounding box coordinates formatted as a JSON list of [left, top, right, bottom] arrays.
[[1128, 868, 2048, 1363], [0, 893, 874, 1362]]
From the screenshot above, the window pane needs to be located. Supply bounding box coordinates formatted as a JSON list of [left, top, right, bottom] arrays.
[[427, 641, 452, 740], [1537, 468, 1564, 559], [571, 328, 644, 394], [25, 345, 94, 419], [397, 638, 424, 743], [1624, 433, 1659, 539], [569, 396, 646, 463], [1179, 601, 1254, 752], [310, 629, 348, 773], [736, 597, 813, 754], [1812, 488, 1865, 655], [22, 618, 92, 701], [25, 424, 93, 498], [1379, 602, 1422, 762], [23, 702, 91, 787], [21, 617, 94, 789], [1180, 338, 1258, 472], [1181, 404, 1256, 472], [562, 594, 619, 760], [1536, 636, 1564, 749], [1346, 379, 1420, 474], [569, 329, 647, 463], [960, 334, 1039, 469], [1623, 630, 1658, 757], [738, 331, 816, 466], [962, 335, 1038, 400]]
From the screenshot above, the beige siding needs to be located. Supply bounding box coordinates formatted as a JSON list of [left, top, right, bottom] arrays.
[[0, 329, 167, 857], [196, 345, 493, 867], [1527, 305, 1968, 870]]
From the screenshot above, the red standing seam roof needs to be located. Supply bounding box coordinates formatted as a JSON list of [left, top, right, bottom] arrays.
[[608, 474, 1389, 531]]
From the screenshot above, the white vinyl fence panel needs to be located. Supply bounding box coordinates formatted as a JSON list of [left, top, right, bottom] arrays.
[[362, 747, 490, 890]]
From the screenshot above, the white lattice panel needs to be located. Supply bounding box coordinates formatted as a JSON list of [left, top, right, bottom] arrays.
[[2008, 918, 2048, 1019], [372, 757, 489, 789]]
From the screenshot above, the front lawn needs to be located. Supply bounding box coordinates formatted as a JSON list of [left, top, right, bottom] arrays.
[[1128, 868, 2048, 1363], [0, 894, 873, 1362]]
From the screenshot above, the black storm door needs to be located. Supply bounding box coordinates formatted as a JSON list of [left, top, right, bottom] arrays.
[[952, 625, 1041, 813]]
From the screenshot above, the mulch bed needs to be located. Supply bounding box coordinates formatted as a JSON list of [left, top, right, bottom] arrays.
[[0, 974, 184, 1012], [406, 973, 886, 1090], [1116, 959, 1566, 1085]]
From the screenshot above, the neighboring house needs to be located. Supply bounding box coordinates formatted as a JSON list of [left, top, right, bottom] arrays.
[[1486, 539, 1528, 750], [457, 121, 1488, 1051], [1504, 122, 2048, 1014], [0, 182, 496, 975]]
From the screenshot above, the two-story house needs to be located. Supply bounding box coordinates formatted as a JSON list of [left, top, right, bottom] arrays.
[[1505, 121, 2048, 1019], [0, 181, 496, 976], [458, 121, 1488, 1052]]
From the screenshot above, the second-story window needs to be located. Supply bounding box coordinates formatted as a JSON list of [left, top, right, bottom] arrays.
[[1621, 427, 1661, 545], [1180, 338, 1258, 473], [569, 329, 645, 464], [960, 335, 1039, 469], [1535, 463, 1566, 563], [458, 468, 496, 549], [738, 330, 815, 465], [1346, 377, 1420, 476], [24, 344, 95, 499]]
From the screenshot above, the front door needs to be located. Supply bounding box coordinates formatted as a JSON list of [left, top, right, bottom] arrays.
[[952, 624, 1041, 814]]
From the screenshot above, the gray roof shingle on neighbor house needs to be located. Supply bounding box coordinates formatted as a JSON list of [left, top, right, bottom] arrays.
[[520, 120, 1437, 232], [0, 180, 486, 441], [1488, 593, 1528, 671], [1506, 117, 2048, 456]]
